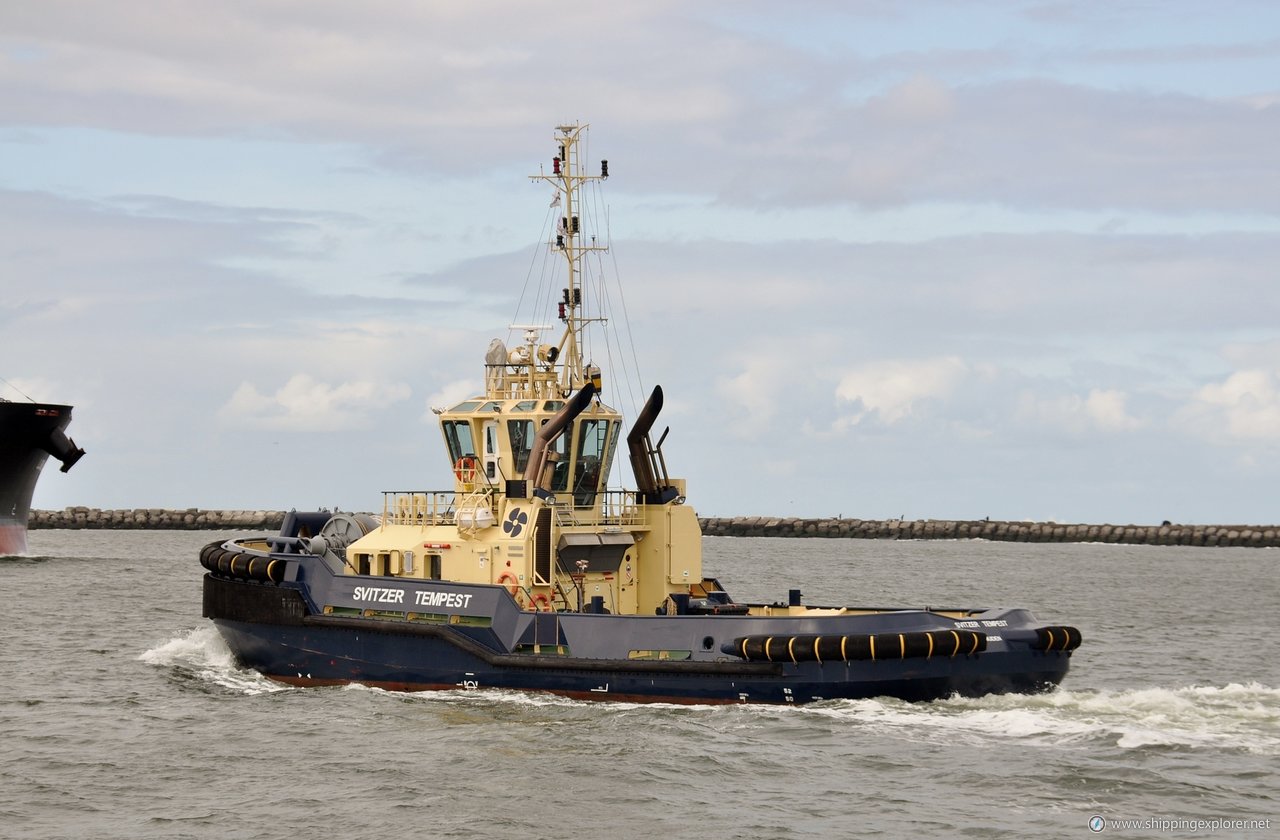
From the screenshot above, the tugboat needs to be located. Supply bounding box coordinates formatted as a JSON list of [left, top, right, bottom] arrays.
[[1, 396, 85, 555], [201, 124, 1081, 704]]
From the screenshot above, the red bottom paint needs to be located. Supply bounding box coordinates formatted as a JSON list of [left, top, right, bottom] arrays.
[[0, 523, 27, 556]]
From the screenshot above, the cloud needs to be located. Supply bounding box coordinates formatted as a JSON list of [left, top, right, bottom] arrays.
[[424, 379, 482, 417], [834, 356, 968, 427], [1221, 338, 1280, 369], [730, 78, 1280, 212], [218, 373, 411, 431], [1178, 369, 1280, 444], [1015, 388, 1145, 436], [1082, 389, 1145, 433], [8, 2, 1280, 522], [6, 4, 1279, 215], [712, 353, 791, 438]]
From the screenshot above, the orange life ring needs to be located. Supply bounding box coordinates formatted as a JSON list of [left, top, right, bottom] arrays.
[[454, 455, 478, 483], [529, 593, 553, 612], [496, 572, 520, 597]]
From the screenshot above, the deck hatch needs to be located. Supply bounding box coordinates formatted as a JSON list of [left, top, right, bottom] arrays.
[[556, 532, 633, 573]]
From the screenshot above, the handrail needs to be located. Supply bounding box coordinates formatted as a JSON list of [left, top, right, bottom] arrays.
[[378, 489, 647, 528], [482, 363, 562, 400], [552, 491, 645, 527], [381, 491, 457, 526]]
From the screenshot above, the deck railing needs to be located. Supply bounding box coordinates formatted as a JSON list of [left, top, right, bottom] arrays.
[[378, 489, 647, 528], [380, 491, 460, 526]]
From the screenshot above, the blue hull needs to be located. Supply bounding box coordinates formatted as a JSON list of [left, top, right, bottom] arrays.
[[213, 617, 1069, 704], [203, 554, 1074, 704]]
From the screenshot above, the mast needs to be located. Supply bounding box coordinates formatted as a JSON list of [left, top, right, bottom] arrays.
[[529, 123, 609, 392]]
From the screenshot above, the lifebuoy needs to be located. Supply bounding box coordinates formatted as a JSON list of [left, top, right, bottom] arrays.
[[529, 593, 553, 612], [496, 572, 520, 597], [454, 455, 478, 482]]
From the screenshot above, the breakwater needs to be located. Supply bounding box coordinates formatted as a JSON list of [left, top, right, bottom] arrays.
[[29, 508, 285, 531], [27, 508, 1280, 547], [698, 516, 1280, 547]]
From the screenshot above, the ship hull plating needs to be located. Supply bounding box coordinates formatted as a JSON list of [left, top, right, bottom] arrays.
[[0, 401, 84, 555], [204, 568, 1072, 705], [0, 523, 26, 557]]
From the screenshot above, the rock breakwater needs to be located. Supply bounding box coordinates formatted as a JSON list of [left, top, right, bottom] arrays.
[[27, 509, 1280, 547], [698, 516, 1280, 547], [30, 508, 285, 531]]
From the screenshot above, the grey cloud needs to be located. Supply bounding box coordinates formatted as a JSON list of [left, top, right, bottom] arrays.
[[5, 4, 1277, 215]]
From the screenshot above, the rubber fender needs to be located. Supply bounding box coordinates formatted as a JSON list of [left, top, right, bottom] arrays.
[[216, 549, 237, 576], [726, 630, 987, 663], [224, 550, 282, 583], [201, 542, 284, 584], [1030, 626, 1082, 652], [244, 554, 269, 582], [251, 555, 285, 583], [199, 540, 226, 572], [205, 547, 229, 574]]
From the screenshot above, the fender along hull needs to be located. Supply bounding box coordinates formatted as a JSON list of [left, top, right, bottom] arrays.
[[203, 568, 1074, 705]]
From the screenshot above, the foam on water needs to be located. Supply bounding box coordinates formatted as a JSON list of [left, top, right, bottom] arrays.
[[138, 626, 291, 696], [806, 683, 1280, 754], [136, 626, 1280, 754]]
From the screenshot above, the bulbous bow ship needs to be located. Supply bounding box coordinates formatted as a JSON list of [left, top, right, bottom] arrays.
[[200, 124, 1081, 704], [1, 398, 85, 555]]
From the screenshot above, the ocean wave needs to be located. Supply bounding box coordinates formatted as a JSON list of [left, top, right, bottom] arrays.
[[807, 683, 1280, 754], [128, 629, 1280, 755], [137, 626, 291, 696]]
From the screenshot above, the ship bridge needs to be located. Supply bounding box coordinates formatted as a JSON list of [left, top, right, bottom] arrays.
[[346, 123, 703, 618], [438, 338, 621, 512]]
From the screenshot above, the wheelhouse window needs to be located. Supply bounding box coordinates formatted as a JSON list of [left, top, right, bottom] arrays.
[[573, 419, 610, 507], [508, 419, 535, 474], [442, 420, 476, 464], [603, 421, 620, 482], [483, 422, 499, 479], [549, 421, 570, 492]]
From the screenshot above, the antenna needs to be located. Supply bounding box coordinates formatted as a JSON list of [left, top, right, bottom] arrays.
[[529, 123, 610, 391]]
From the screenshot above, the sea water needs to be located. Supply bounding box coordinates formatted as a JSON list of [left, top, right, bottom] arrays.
[[1, 531, 1277, 838]]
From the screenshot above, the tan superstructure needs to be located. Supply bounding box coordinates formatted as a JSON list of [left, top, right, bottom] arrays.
[[345, 124, 701, 617]]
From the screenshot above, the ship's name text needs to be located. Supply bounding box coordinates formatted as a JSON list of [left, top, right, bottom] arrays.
[[351, 586, 474, 609]]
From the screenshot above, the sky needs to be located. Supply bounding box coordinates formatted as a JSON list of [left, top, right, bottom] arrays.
[[3, 0, 1280, 524]]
